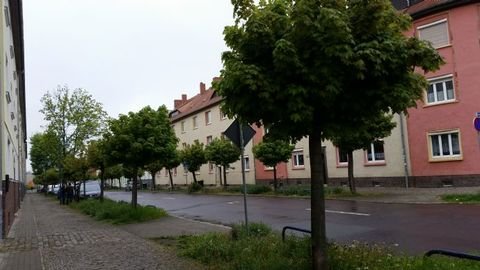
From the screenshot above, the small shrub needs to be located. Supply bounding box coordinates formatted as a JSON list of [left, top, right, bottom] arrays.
[[246, 185, 271, 194], [187, 182, 203, 193], [442, 193, 480, 203], [277, 185, 311, 196]]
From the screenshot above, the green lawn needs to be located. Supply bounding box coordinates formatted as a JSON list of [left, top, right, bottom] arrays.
[[441, 193, 480, 203]]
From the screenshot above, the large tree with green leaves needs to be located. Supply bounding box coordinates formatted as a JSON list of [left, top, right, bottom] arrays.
[[216, 0, 443, 268], [328, 113, 396, 194], [253, 139, 294, 191], [30, 131, 62, 177], [104, 105, 178, 207], [105, 164, 124, 188], [205, 138, 241, 186], [86, 140, 108, 201], [180, 140, 207, 184], [145, 161, 163, 190], [40, 86, 108, 182]]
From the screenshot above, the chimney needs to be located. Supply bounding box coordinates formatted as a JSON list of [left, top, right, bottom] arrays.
[[200, 82, 206, 95], [174, 94, 188, 109]]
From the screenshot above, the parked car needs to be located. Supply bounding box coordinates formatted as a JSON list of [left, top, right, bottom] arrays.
[[78, 180, 101, 198]]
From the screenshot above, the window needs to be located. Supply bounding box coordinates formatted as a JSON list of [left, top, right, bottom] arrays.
[[10, 112, 14, 120], [417, 19, 449, 48], [9, 45, 14, 59], [173, 167, 177, 176], [337, 148, 349, 164], [192, 116, 198, 129], [182, 142, 187, 148], [4, 7, 10, 27], [205, 111, 212, 125], [220, 110, 227, 120], [6, 91, 11, 103], [429, 130, 461, 160], [426, 75, 455, 104], [366, 141, 385, 162], [181, 121, 185, 133], [292, 149, 305, 168], [243, 156, 250, 171], [208, 162, 214, 173], [206, 135, 213, 145]]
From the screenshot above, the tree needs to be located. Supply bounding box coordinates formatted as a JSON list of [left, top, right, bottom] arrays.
[[164, 150, 181, 190], [205, 138, 241, 186], [105, 164, 124, 188], [328, 113, 396, 194], [63, 154, 89, 199], [40, 86, 107, 183], [104, 105, 178, 207], [180, 140, 207, 184], [216, 1, 443, 268], [145, 161, 163, 190], [253, 139, 294, 191], [30, 131, 61, 177], [87, 140, 107, 201]]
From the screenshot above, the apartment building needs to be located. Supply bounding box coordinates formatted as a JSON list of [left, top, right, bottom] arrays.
[[159, 81, 256, 186], [399, 0, 480, 186], [1, 0, 26, 237]]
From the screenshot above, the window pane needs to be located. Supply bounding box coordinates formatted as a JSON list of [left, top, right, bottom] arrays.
[[339, 149, 348, 163], [419, 21, 448, 48], [427, 84, 435, 103], [298, 154, 304, 166], [436, 82, 445, 101], [441, 134, 450, 155], [431, 135, 440, 156], [373, 141, 385, 161], [445, 80, 454, 100], [451, 133, 460, 155]]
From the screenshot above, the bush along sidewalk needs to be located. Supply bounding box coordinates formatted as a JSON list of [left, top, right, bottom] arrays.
[[69, 198, 167, 224], [442, 192, 480, 203], [177, 222, 480, 270]]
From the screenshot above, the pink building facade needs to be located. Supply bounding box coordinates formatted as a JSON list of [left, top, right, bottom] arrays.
[[403, 0, 480, 186]]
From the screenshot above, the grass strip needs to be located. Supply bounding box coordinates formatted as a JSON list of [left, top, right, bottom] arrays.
[[69, 198, 167, 224], [442, 193, 480, 203]]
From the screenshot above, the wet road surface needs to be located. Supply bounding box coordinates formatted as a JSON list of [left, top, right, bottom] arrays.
[[105, 191, 480, 254]]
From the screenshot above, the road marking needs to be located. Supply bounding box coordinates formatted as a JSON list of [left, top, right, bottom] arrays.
[[227, 201, 240, 205], [305, 208, 370, 217]]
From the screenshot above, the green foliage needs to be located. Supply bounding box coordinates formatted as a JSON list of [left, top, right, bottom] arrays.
[[231, 222, 272, 240], [179, 226, 480, 270], [187, 182, 203, 193], [123, 167, 144, 179], [180, 140, 207, 182], [30, 131, 62, 176], [104, 164, 123, 180], [43, 168, 60, 185], [442, 193, 480, 203], [276, 185, 311, 196], [253, 139, 294, 167], [205, 138, 241, 167], [70, 198, 167, 224], [104, 105, 178, 169], [63, 154, 88, 182], [40, 86, 107, 158]]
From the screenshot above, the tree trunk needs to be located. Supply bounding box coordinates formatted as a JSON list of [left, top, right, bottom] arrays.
[[309, 127, 328, 270], [150, 170, 157, 190], [168, 169, 174, 190], [347, 151, 356, 194], [273, 166, 278, 192], [218, 166, 223, 186], [100, 166, 105, 202], [118, 178, 122, 189], [132, 170, 138, 208], [223, 165, 228, 186], [191, 171, 197, 183], [83, 180, 86, 197]]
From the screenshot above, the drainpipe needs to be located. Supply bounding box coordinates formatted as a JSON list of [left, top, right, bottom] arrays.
[[399, 113, 409, 188]]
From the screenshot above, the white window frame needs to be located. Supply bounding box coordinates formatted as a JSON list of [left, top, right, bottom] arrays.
[[337, 148, 348, 166], [205, 111, 212, 125], [426, 74, 455, 105], [417, 19, 450, 49], [428, 129, 462, 161], [243, 155, 250, 171], [292, 149, 305, 168], [220, 110, 227, 120], [192, 116, 198, 129], [206, 135, 213, 145], [365, 140, 385, 163]]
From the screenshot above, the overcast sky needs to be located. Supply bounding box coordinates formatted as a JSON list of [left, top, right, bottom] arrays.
[[24, 0, 234, 170]]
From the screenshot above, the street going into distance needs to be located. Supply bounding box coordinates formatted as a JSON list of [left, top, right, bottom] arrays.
[[106, 191, 480, 255]]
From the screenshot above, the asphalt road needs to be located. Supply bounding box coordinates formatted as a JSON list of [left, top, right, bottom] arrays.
[[105, 191, 480, 254]]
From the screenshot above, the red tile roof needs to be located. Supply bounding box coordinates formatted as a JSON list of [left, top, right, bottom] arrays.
[[404, 0, 480, 19], [170, 87, 222, 122]]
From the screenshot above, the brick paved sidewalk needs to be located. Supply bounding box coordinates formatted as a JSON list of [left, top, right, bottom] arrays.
[[0, 194, 203, 270]]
